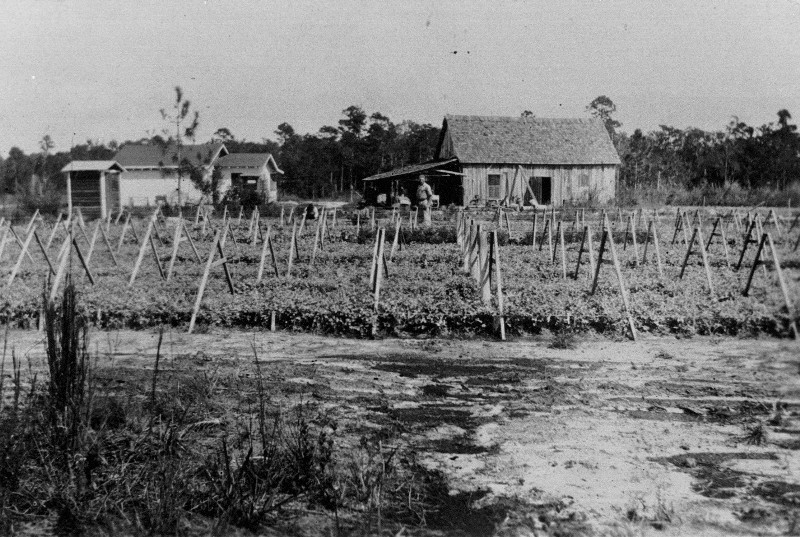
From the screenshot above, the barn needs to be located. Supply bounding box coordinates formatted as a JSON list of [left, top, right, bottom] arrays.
[[61, 160, 126, 218], [363, 115, 621, 208]]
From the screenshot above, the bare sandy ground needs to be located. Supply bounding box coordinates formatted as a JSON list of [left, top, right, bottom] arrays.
[[3, 328, 799, 536]]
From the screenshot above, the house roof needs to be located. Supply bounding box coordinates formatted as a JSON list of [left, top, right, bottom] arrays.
[[115, 142, 227, 168], [216, 153, 284, 174], [440, 115, 621, 166], [363, 158, 459, 182], [61, 160, 126, 173]]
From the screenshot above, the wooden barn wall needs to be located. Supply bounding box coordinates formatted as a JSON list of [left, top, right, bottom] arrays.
[[460, 164, 616, 206]]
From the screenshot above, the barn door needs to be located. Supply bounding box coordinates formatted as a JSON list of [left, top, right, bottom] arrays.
[[527, 176, 552, 205]]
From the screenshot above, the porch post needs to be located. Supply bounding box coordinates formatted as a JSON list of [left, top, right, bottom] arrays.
[[99, 171, 107, 218], [67, 171, 73, 215]]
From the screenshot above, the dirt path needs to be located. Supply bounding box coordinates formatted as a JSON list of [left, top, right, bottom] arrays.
[[3, 329, 799, 536]]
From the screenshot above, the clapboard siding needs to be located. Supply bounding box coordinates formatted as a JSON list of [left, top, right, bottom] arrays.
[[461, 164, 616, 206]]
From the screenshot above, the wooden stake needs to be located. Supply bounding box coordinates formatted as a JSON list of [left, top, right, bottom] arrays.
[[491, 230, 506, 341], [478, 230, 491, 304], [256, 226, 279, 281], [33, 230, 55, 275], [559, 221, 567, 279], [766, 234, 798, 339], [71, 237, 95, 285], [166, 220, 183, 280], [574, 225, 587, 279], [45, 213, 63, 249], [373, 228, 386, 312], [389, 219, 401, 261], [590, 229, 607, 295], [695, 226, 715, 297], [188, 230, 221, 333], [679, 228, 699, 279], [552, 221, 561, 264], [128, 213, 156, 287], [84, 220, 101, 266], [6, 224, 37, 286], [743, 233, 768, 297], [630, 214, 640, 267], [117, 212, 131, 253], [604, 218, 637, 341], [286, 222, 298, 277], [736, 218, 758, 270]]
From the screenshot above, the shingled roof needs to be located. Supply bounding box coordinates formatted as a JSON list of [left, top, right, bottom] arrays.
[[116, 142, 227, 168], [439, 115, 621, 166], [216, 153, 284, 173]]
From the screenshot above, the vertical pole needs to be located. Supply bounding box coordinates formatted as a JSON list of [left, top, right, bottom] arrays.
[[188, 230, 221, 333]]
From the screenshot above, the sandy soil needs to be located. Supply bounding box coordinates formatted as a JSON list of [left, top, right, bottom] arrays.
[[3, 328, 799, 536]]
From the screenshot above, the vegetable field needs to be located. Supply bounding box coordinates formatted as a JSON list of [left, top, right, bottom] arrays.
[[0, 205, 798, 338]]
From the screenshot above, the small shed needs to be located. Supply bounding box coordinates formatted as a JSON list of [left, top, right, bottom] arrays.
[[361, 158, 463, 207], [61, 160, 126, 218]]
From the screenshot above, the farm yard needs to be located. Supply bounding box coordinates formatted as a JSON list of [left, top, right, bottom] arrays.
[[0, 205, 798, 339], [1, 203, 800, 536]]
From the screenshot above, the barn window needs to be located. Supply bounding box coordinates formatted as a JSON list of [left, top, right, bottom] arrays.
[[488, 174, 501, 199], [579, 174, 590, 187]]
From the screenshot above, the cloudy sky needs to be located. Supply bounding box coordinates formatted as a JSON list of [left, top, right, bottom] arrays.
[[1, 0, 799, 154]]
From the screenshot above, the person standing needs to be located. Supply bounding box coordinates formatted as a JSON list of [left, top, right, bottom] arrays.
[[416, 175, 433, 227]]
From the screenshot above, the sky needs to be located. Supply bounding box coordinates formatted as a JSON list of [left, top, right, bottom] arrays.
[[1, 0, 799, 155]]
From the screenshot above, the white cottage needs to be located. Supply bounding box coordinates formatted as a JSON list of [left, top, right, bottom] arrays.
[[215, 153, 283, 203], [114, 142, 228, 206]]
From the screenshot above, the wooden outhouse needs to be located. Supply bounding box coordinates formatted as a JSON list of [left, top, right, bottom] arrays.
[[61, 160, 126, 218]]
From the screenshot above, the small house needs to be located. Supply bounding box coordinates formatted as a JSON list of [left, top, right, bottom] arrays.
[[363, 115, 621, 207], [114, 142, 229, 207], [215, 153, 283, 203], [61, 160, 126, 218]]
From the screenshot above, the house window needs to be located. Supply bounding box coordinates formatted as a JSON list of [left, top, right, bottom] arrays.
[[579, 174, 590, 187], [488, 174, 501, 199]]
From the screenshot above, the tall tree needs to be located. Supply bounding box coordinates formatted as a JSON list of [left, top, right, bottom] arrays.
[[587, 95, 621, 141], [159, 86, 199, 205]]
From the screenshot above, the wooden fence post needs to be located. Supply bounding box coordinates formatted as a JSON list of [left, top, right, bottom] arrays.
[[389, 219, 401, 261], [531, 211, 538, 249], [630, 214, 640, 267]]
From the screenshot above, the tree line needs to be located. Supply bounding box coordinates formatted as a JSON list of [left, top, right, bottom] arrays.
[[587, 96, 800, 196], [1, 94, 798, 209]]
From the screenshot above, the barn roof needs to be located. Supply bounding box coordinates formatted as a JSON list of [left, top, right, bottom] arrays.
[[115, 142, 227, 168], [216, 153, 284, 173], [440, 115, 621, 165], [363, 158, 459, 182], [61, 160, 126, 173]]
